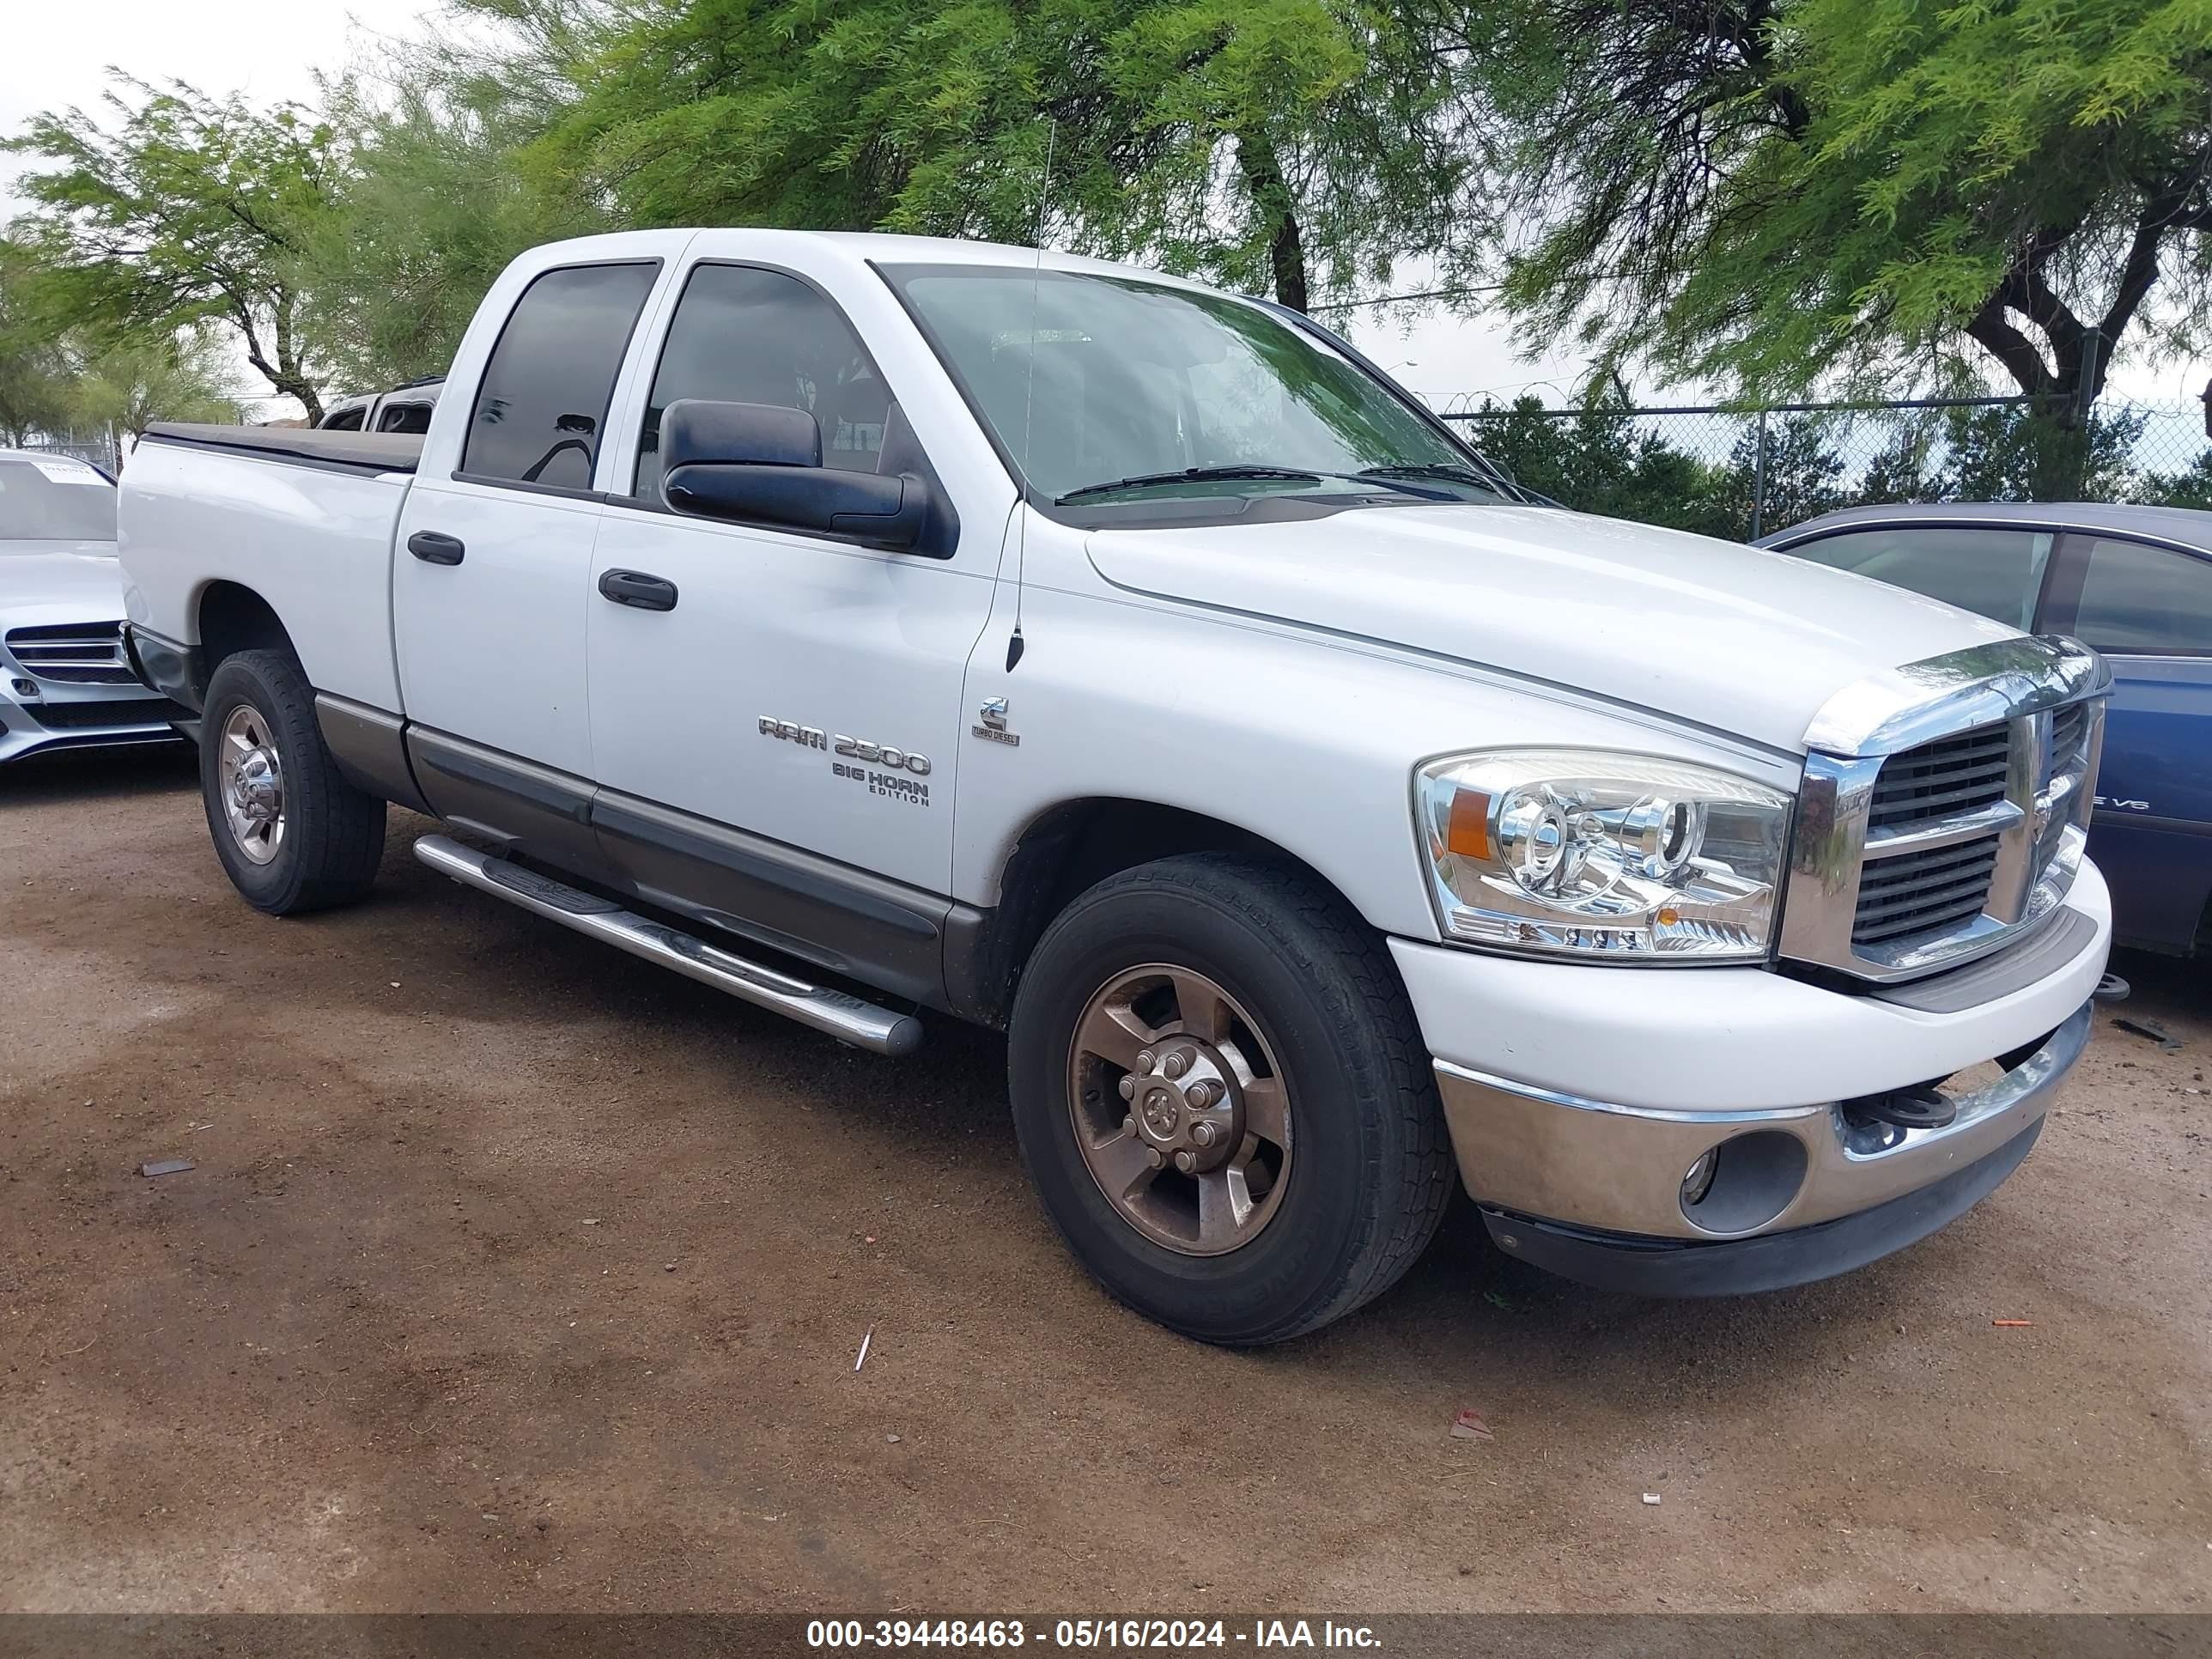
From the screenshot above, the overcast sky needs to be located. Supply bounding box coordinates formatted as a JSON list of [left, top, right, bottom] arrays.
[[3, 0, 2194, 416]]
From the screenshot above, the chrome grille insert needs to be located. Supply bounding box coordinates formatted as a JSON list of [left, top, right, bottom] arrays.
[[6, 620, 135, 684], [1781, 635, 2108, 983], [1865, 726, 2011, 830], [1852, 832, 2002, 946]]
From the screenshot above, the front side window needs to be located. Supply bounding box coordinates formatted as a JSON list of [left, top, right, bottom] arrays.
[[2068, 536, 2212, 655], [1778, 526, 2053, 630], [0, 458, 117, 542], [634, 264, 890, 501], [883, 265, 1502, 508], [462, 262, 658, 490]]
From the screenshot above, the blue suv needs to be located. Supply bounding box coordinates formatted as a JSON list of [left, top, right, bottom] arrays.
[[1764, 502, 2211, 957]]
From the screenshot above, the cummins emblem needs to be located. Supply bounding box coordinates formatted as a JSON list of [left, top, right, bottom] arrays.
[[973, 696, 1021, 747]]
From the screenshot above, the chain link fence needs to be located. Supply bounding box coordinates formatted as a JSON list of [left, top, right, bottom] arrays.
[[15, 434, 123, 475], [1437, 395, 2212, 541]]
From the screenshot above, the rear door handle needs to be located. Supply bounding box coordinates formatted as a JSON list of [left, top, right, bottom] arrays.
[[599, 568, 679, 612], [408, 531, 465, 566]]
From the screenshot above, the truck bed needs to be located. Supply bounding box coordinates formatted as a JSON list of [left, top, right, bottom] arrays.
[[141, 423, 422, 475], [123, 426, 417, 714]]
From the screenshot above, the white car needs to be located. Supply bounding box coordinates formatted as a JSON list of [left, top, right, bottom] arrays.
[[115, 232, 2111, 1343], [1, 449, 184, 763]]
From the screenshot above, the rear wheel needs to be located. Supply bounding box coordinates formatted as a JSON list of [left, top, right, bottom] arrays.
[[1009, 853, 1454, 1345], [200, 648, 385, 914]]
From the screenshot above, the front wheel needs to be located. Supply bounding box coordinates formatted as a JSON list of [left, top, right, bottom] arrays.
[[1008, 853, 1454, 1346], [199, 648, 386, 915]]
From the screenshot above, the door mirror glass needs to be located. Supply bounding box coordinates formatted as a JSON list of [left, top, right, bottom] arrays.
[[659, 398, 823, 472]]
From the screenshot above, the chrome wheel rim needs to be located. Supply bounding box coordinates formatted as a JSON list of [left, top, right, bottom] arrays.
[[1066, 963, 1292, 1256], [217, 702, 286, 866]]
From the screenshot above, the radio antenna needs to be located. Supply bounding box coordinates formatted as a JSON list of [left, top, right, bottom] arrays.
[[1006, 118, 1054, 673]]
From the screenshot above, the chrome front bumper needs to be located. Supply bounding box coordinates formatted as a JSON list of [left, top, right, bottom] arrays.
[[1437, 1000, 2091, 1290]]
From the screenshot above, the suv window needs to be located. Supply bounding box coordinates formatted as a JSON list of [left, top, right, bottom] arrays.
[[634, 264, 890, 501], [320, 406, 365, 431], [462, 262, 658, 490], [2069, 536, 2212, 656], [1778, 525, 2053, 629]]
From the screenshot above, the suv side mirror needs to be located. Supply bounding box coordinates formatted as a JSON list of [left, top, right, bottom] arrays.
[[659, 398, 925, 551]]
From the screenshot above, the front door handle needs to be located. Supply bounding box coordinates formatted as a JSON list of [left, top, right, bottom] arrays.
[[408, 531, 465, 566], [599, 568, 679, 612]]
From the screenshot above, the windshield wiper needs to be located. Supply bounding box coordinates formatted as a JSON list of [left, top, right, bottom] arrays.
[[1057, 465, 1324, 503], [1355, 462, 1512, 499]]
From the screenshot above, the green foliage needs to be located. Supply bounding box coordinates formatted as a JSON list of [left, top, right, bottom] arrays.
[[301, 62, 608, 389], [1471, 397, 2201, 538], [4, 77, 339, 419], [1481, 0, 2212, 410], [66, 331, 247, 438], [514, 0, 1483, 310], [0, 241, 77, 445]]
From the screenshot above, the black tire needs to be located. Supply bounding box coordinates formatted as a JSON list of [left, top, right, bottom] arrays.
[[199, 648, 386, 915], [1008, 853, 1455, 1346]]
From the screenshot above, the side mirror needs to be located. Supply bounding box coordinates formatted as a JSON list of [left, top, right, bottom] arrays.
[[659, 398, 925, 550]]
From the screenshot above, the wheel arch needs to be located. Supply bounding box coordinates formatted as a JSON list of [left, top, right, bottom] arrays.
[[947, 795, 1389, 1029], [196, 580, 297, 673]]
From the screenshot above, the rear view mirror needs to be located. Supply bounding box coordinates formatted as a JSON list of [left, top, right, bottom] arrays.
[[659, 398, 927, 551], [661, 398, 820, 471]]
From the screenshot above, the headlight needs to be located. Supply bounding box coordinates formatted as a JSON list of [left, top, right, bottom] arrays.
[[1415, 749, 1791, 962]]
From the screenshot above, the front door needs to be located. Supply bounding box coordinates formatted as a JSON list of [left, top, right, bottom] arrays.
[[583, 259, 1000, 986]]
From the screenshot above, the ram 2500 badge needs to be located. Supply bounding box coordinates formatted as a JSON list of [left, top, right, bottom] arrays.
[[118, 231, 2112, 1344]]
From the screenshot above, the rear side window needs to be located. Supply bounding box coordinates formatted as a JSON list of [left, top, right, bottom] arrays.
[[320, 407, 365, 431], [1780, 526, 2053, 630], [463, 262, 658, 490], [2068, 537, 2212, 656], [633, 264, 890, 501]]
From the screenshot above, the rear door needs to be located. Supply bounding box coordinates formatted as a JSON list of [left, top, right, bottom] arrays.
[[392, 258, 662, 871], [2041, 532, 2212, 953]]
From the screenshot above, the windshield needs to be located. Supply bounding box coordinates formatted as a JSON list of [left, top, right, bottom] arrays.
[[884, 265, 1504, 507], [0, 458, 117, 542]]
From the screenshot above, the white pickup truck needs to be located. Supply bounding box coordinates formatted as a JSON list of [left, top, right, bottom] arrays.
[[118, 230, 2112, 1344]]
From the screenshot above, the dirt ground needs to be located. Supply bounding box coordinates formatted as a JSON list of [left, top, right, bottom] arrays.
[[2, 744, 2208, 1615]]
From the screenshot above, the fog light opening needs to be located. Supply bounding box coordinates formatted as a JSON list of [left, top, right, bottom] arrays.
[[1677, 1130, 1808, 1235]]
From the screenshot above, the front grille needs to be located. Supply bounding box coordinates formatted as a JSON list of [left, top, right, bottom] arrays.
[[2051, 701, 2089, 775], [24, 696, 181, 730], [6, 621, 137, 684], [1865, 723, 2011, 830], [1853, 832, 2002, 945]]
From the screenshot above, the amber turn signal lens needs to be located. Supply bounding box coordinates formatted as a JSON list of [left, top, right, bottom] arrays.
[[1445, 788, 1492, 859]]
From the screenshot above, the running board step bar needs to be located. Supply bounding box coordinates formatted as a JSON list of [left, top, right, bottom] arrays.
[[412, 835, 924, 1056]]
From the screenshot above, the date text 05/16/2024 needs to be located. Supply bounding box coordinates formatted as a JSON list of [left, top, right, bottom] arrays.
[[805, 1620, 1382, 1649]]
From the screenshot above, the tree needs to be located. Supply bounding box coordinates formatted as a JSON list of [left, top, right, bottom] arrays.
[[67, 331, 246, 446], [302, 73, 606, 389], [5, 76, 338, 420], [1938, 404, 2147, 502], [0, 241, 76, 446], [515, 0, 1485, 311], [1479, 0, 2212, 416]]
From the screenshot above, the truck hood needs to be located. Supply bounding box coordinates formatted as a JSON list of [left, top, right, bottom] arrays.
[[1085, 505, 2021, 754], [0, 543, 128, 632]]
